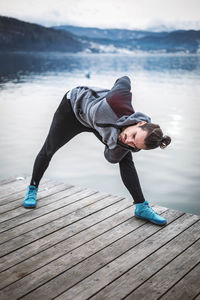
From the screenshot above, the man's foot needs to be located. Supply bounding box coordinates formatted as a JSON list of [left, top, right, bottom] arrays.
[[135, 200, 167, 225], [23, 185, 38, 208]]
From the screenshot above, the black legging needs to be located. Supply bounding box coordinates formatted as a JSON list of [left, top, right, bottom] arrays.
[[30, 94, 145, 203]]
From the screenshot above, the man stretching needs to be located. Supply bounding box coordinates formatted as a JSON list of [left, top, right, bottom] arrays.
[[23, 76, 171, 225]]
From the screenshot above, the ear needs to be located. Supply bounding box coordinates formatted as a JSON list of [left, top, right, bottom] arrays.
[[137, 121, 147, 126]]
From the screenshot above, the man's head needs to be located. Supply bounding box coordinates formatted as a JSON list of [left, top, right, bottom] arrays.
[[118, 121, 171, 150]]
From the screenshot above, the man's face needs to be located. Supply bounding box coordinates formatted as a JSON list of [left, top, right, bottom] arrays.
[[118, 121, 148, 150]]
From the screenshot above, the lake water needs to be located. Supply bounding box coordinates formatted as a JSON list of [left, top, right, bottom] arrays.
[[0, 52, 200, 215]]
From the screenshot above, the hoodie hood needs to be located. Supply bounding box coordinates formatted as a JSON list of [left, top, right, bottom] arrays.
[[96, 111, 151, 150], [116, 112, 151, 127], [96, 112, 151, 129]]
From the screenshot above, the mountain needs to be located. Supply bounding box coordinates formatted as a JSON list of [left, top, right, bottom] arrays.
[[0, 16, 83, 52], [53, 25, 200, 53], [0, 16, 200, 53], [52, 25, 162, 40], [132, 30, 200, 52]]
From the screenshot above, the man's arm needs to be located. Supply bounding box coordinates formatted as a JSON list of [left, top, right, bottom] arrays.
[[92, 129, 145, 203], [104, 145, 129, 164], [119, 151, 145, 203]]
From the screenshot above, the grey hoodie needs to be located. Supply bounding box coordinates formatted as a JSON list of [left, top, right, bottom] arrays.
[[69, 76, 151, 163]]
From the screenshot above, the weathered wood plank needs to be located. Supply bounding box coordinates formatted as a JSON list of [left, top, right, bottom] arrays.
[[0, 177, 38, 200], [0, 198, 131, 272], [0, 205, 136, 289], [89, 220, 200, 300], [0, 186, 87, 234], [0, 177, 49, 199], [160, 262, 200, 300], [125, 239, 200, 300], [0, 176, 30, 188], [0, 182, 73, 216], [0, 178, 64, 200], [2, 208, 182, 300], [47, 213, 199, 300], [0, 188, 96, 246], [0, 178, 57, 204], [0, 193, 124, 254], [0, 180, 70, 206], [0, 177, 18, 185], [0, 178, 199, 300], [0, 178, 26, 191]]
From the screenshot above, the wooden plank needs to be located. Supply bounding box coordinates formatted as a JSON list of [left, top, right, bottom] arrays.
[[0, 175, 29, 186], [45, 213, 199, 300], [0, 176, 30, 189], [0, 178, 199, 300], [0, 198, 132, 272], [0, 208, 182, 300], [0, 177, 36, 199], [0, 181, 71, 213], [0, 179, 63, 205], [0, 205, 135, 288], [0, 182, 73, 215], [159, 262, 200, 300], [125, 239, 200, 300], [0, 187, 95, 246], [89, 220, 200, 300], [0, 186, 87, 234], [0, 178, 64, 200], [0, 193, 123, 254], [0, 176, 48, 198], [0, 194, 126, 256], [0, 178, 54, 203], [0, 177, 17, 185]]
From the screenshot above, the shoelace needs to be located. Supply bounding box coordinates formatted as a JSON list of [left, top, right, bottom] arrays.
[[27, 188, 37, 197], [140, 204, 157, 218]]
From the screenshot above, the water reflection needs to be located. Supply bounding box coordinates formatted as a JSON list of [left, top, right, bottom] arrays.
[[169, 114, 183, 137], [0, 52, 200, 84]]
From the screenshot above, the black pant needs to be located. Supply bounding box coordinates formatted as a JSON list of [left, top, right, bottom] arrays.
[[30, 94, 145, 203]]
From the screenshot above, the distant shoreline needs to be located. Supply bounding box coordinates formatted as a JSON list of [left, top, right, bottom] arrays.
[[1, 16, 200, 54], [0, 51, 200, 56]]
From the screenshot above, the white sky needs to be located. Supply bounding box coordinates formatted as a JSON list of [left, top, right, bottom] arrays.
[[0, 0, 200, 30]]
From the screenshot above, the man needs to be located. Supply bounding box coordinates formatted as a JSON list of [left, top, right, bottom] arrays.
[[23, 76, 171, 225]]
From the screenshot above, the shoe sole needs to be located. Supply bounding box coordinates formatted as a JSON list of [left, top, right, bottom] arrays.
[[135, 213, 167, 226], [23, 202, 37, 209]]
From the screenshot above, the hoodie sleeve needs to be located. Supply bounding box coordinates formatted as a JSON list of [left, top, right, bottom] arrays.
[[106, 76, 134, 118], [104, 145, 129, 164]]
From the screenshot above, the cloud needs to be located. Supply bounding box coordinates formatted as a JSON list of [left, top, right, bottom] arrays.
[[0, 0, 200, 29]]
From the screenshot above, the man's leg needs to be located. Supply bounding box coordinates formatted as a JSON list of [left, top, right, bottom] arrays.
[[23, 94, 86, 208], [119, 152, 167, 225]]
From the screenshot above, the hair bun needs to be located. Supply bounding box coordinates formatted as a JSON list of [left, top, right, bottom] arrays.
[[160, 135, 171, 149]]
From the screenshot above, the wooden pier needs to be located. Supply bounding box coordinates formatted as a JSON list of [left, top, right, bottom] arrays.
[[0, 177, 200, 300]]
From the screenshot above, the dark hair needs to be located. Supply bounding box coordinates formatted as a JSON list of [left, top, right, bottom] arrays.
[[139, 123, 171, 150]]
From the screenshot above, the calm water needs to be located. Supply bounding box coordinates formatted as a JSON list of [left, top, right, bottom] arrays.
[[0, 52, 200, 215]]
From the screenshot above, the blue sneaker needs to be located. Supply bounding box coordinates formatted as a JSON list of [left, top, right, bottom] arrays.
[[135, 201, 167, 225], [23, 185, 38, 208]]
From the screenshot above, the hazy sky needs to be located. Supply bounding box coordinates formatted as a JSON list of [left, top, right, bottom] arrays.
[[0, 0, 200, 30]]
